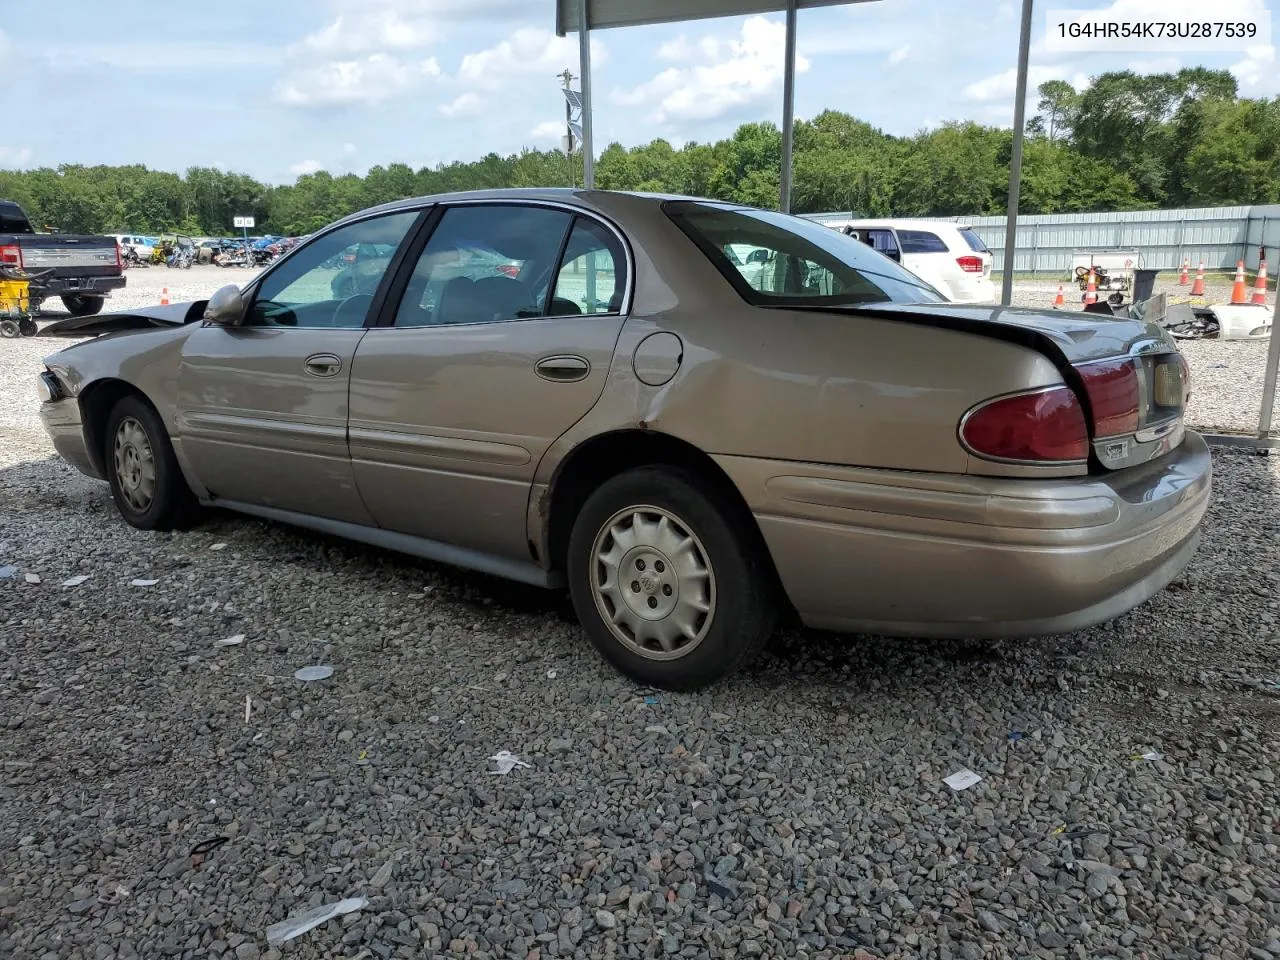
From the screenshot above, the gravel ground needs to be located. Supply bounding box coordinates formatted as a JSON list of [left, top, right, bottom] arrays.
[[2, 267, 1279, 960]]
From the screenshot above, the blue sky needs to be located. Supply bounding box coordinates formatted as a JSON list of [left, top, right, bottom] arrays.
[[1, 0, 1276, 184]]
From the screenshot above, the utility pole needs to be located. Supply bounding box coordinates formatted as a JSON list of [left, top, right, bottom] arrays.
[[559, 68, 577, 188]]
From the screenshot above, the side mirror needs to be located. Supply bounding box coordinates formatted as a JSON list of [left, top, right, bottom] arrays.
[[204, 284, 246, 326]]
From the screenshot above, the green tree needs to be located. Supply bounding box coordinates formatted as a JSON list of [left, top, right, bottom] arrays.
[[1033, 80, 1080, 142]]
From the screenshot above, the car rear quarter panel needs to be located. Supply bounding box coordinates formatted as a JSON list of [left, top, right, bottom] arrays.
[[542, 194, 1070, 477], [529, 194, 1079, 560]]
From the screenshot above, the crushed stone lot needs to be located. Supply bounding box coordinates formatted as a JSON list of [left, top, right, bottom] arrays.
[[1, 268, 1279, 959]]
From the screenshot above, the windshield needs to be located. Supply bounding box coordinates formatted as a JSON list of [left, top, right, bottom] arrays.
[[666, 203, 944, 307]]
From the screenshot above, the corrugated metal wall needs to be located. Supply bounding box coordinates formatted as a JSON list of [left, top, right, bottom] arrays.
[[960, 205, 1280, 275]]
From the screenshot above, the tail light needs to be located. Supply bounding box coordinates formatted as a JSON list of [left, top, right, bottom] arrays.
[[956, 255, 984, 273], [963, 352, 1189, 468], [114, 242, 123, 270], [0, 244, 22, 267], [1075, 353, 1188, 438], [960, 386, 1089, 463], [1076, 359, 1139, 437]]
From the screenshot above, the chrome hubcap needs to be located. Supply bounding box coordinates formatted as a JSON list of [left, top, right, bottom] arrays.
[[113, 417, 156, 512], [590, 506, 715, 660]]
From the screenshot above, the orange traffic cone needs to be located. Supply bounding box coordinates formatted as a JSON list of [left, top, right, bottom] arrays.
[[1253, 261, 1269, 306], [160, 287, 170, 305], [1083, 269, 1098, 306], [1053, 284, 1065, 308], [1230, 261, 1248, 304], [1191, 261, 1206, 297], [1179, 258, 1189, 285]]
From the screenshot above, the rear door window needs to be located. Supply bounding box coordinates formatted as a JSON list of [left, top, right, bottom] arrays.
[[865, 229, 900, 259], [393, 204, 573, 327], [897, 230, 950, 254], [550, 218, 626, 315]]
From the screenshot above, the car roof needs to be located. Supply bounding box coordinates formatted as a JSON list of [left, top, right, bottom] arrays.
[[838, 218, 972, 231], [329, 188, 748, 230]]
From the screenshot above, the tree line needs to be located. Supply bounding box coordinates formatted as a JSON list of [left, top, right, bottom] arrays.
[[1, 68, 1276, 237]]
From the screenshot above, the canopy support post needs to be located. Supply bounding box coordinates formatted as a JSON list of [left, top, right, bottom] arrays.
[[780, 0, 797, 212], [578, 0, 595, 189], [1001, 0, 1034, 305]]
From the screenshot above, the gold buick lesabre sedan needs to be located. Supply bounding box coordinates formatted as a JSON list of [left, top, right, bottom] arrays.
[[36, 190, 1211, 689]]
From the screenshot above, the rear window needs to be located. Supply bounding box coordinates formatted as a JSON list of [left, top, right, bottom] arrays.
[[666, 203, 944, 307], [897, 230, 950, 254], [0, 202, 32, 234], [960, 228, 989, 253]]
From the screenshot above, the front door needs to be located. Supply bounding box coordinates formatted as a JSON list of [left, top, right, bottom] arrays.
[[348, 204, 628, 562], [176, 210, 420, 523]]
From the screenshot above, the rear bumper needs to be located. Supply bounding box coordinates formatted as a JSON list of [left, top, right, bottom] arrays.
[[715, 431, 1212, 637], [31, 275, 126, 300], [946, 275, 997, 304], [38, 397, 103, 480]]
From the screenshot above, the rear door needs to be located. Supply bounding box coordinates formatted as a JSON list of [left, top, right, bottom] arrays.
[[347, 203, 629, 562], [176, 209, 421, 523]]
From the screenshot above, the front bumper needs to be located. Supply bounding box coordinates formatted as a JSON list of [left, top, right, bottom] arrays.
[[716, 431, 1212, 637], [31, 275, 126, 301], [39, 397, 103, 480]]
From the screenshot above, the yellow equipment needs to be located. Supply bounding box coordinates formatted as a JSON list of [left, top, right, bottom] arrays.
[[0, 266, 38, 337]]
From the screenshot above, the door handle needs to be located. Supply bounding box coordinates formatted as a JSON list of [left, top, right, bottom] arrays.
[[304, 353, 343, 378], [535, 355, 590, 382]]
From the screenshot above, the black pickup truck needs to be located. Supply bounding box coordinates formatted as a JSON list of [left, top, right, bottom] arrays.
[[0, 199, 125, 316]]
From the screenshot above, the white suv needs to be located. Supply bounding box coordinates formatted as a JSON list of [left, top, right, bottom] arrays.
[[824, 219, 996, 304]]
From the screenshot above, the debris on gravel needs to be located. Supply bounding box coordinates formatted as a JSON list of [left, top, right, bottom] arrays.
[[2, 272, 1278, 959]]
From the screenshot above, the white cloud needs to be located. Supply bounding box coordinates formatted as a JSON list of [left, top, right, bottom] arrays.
[[290, 159, 323, 176], [888, 44, 911, 65], [657, 37, 693, 61], [274, 54, 441, 107], [0, 145, 32, 168], [612, 16, 810, 125], [342, 142, 357, 156], [295, 11, 438, 57], [296, 0, 530, 57], [530, 120, 566, 142], [440, 92, 483, 118], [1127, 56, 1182, 74], [458, 28, 605, 91], [1231, 44, 1278, 90], [964, 65, 1088, 102]]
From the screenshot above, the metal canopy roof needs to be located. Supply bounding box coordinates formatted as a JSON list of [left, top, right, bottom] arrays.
[[556, 0, 877, 35], [555, 0, 1035, 309]]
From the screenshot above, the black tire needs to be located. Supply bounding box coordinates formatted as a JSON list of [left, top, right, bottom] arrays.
[[18, 318, 37, 337], [566, 465, 777, 690], [61, 295, 104, 317], [103, 394, 199, 531], [0, 319, 19, 338]]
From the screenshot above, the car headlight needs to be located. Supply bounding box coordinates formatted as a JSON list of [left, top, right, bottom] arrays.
[[37, 371, 64, 403]]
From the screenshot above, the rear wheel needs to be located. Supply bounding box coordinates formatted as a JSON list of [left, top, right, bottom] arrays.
[[567, 466, 776, 690], [104, 395, 199, 530], [0, 320, 19, 338], [61, 295, 104, 317]]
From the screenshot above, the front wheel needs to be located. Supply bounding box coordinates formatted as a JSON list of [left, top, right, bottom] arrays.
[[104, 395, 199, 530], [61, 295, 104, 317], [567, 466, 777, 690]]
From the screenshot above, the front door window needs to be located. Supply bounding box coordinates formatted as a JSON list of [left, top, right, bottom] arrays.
[[246, 212, 419, 329]]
